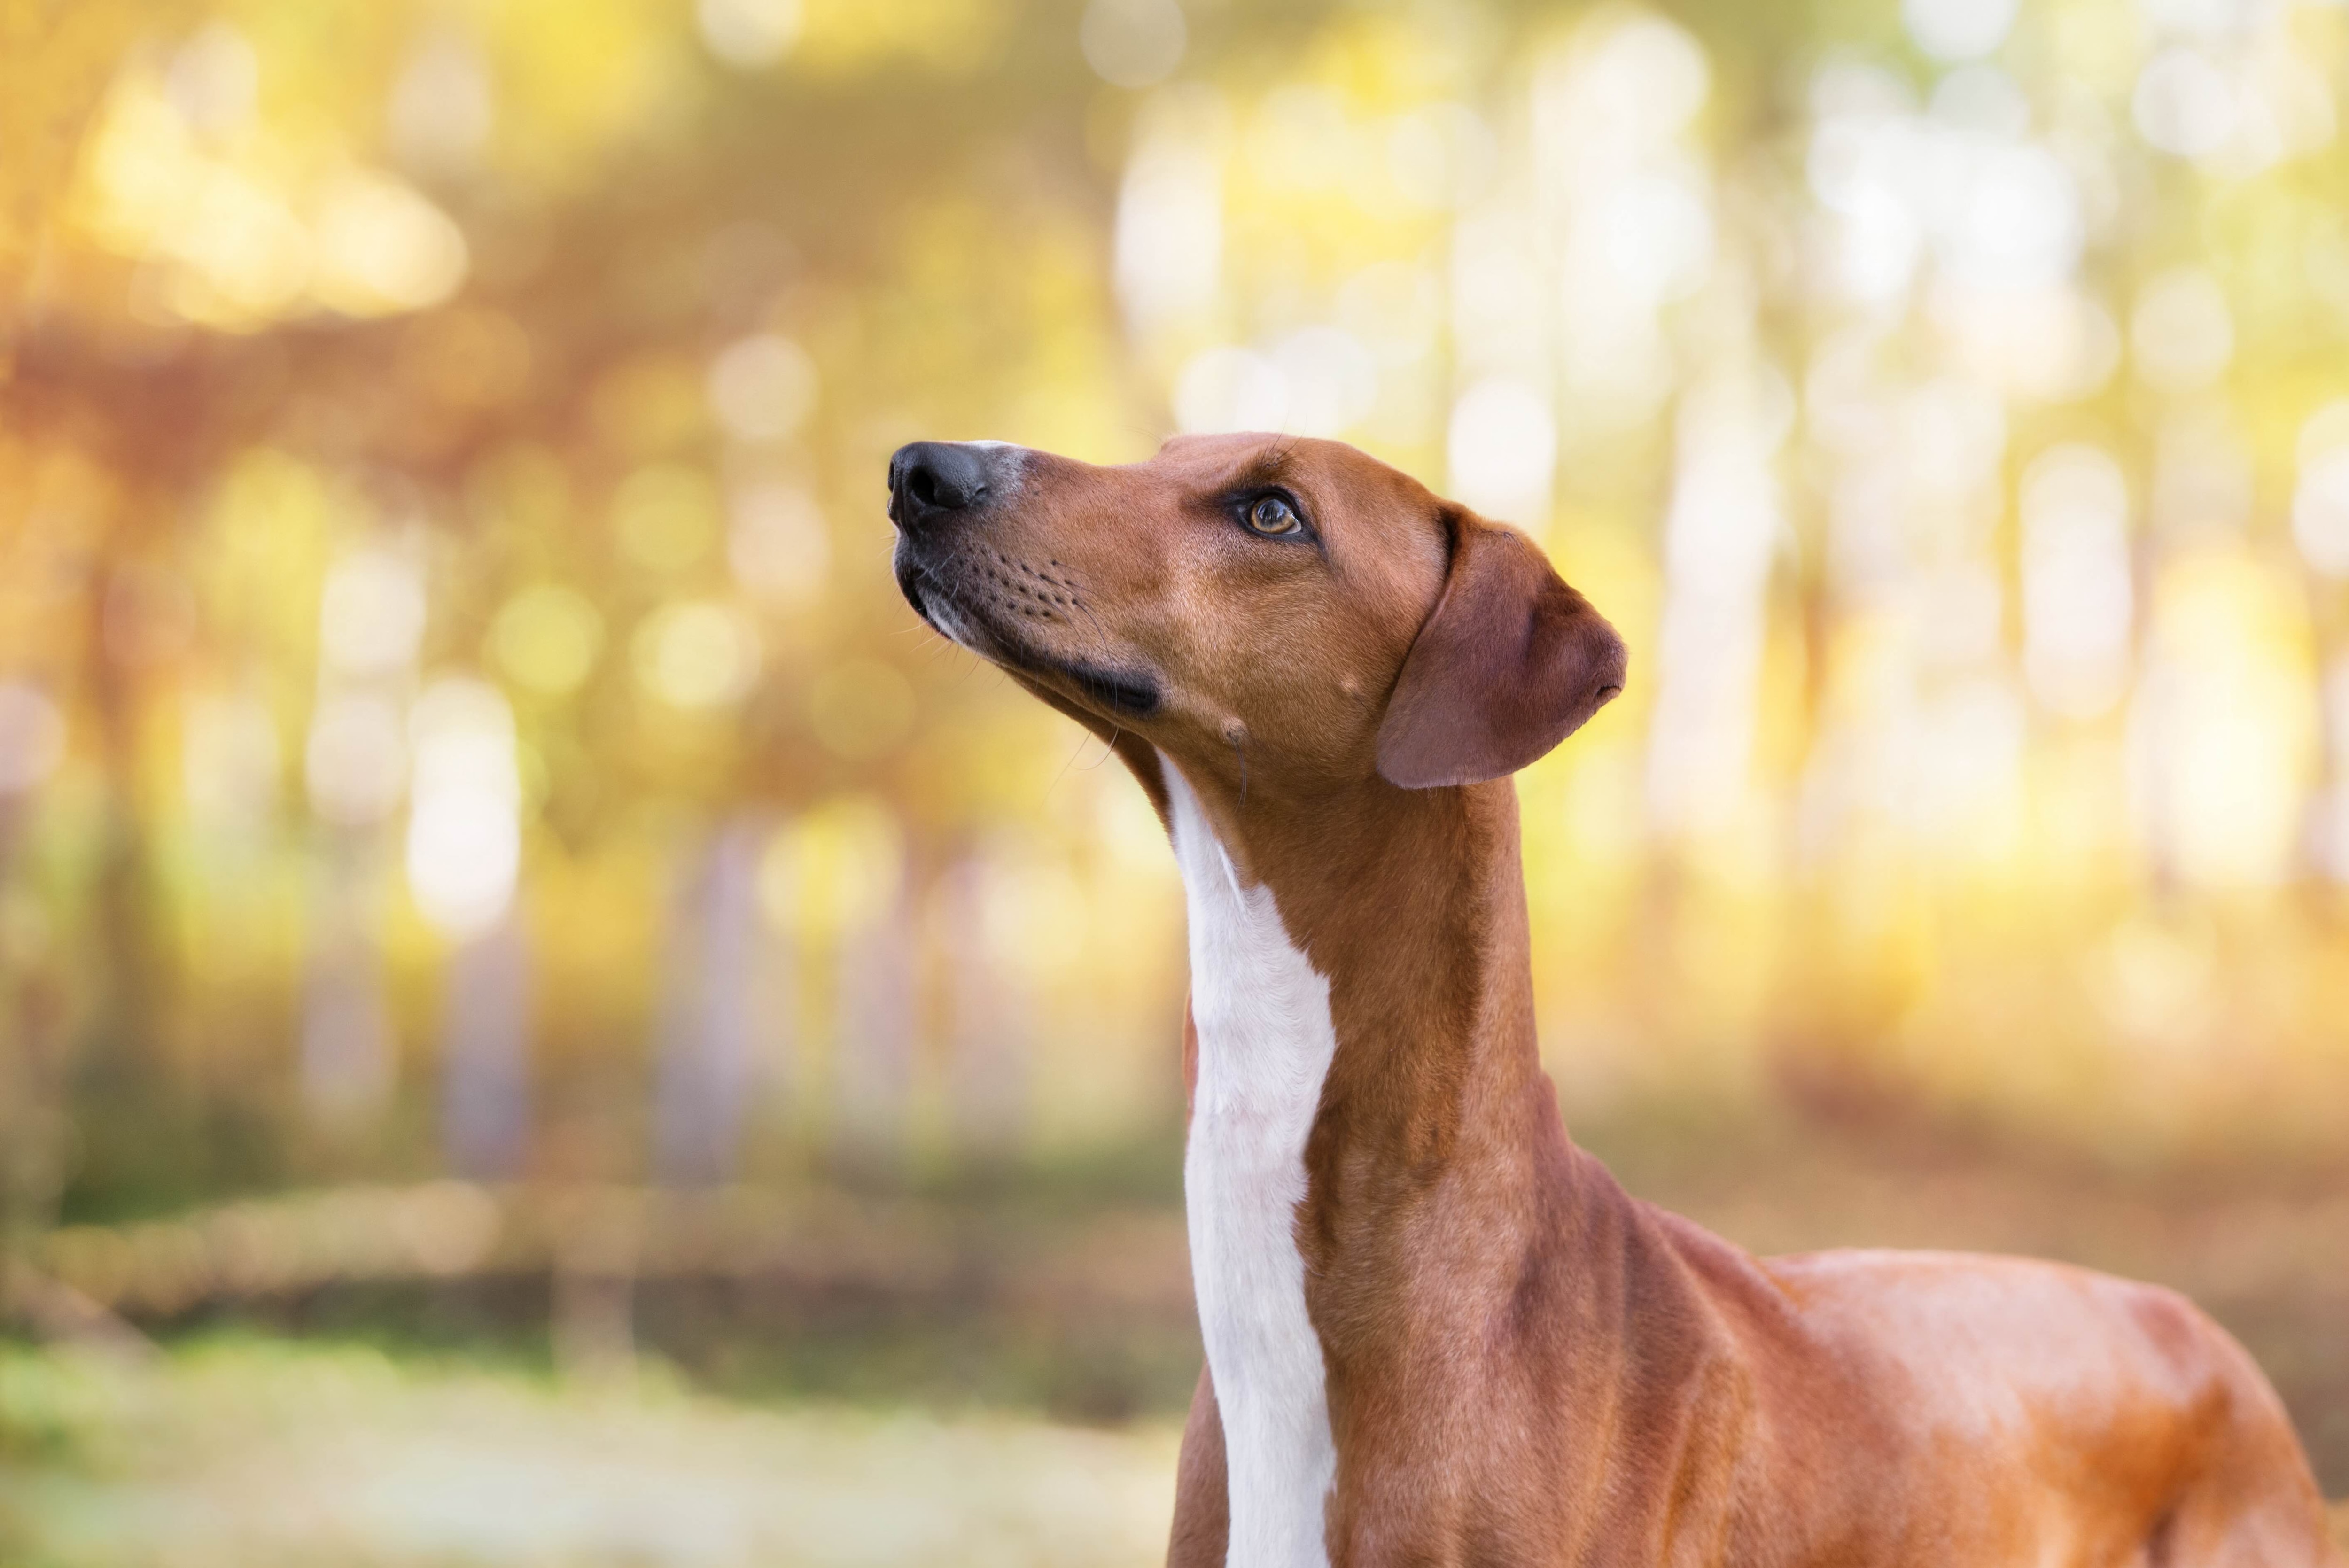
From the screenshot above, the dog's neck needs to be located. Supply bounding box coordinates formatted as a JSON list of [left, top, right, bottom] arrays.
[[1163, 751, 1556, 1201], [1160, 752, 1566, 1563]]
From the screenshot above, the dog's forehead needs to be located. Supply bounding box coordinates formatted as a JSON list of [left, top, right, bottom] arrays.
[[1144, 433, 1430, 516]]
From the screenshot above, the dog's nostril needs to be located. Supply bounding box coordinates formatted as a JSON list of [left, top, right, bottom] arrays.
[[889, 441, 992, 521]]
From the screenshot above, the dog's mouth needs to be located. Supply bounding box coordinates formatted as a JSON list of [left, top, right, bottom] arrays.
[[894, 551, 1161, 721]]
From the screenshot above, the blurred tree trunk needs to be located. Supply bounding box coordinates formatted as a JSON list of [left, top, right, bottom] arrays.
[[442, 913, 533, 1180], [54, 538, 187, 1220], [651, 816, 776, 1185], [832, 862, 917, 1181], [2300, 578, 2349, 912], [0, 803, 68, 1312], [939, 854, 1029, 1166]]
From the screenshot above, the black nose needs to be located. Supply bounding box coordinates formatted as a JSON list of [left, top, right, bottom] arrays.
[[888, 442, 992, 527]]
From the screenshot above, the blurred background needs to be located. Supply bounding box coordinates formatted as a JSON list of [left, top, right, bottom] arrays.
[[2, 0, 2347, 1561]]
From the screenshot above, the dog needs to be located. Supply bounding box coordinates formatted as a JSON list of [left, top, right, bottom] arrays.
[[886, 432, 2340, 1568]]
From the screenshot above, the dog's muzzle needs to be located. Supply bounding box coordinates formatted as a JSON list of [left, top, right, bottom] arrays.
[[882, 440, 1162, 722]]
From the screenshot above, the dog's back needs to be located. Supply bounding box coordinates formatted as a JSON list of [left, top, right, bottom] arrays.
[[1733, 1244, 2339, 1566]]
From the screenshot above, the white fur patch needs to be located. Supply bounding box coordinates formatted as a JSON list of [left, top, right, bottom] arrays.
[[1164, 756, 1338, 1568]]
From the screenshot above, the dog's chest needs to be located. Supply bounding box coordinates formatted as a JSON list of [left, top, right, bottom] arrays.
[[1163, 761, 1338, 1568]]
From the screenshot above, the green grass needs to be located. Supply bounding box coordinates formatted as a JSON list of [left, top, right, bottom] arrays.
[[0, 1334, 1181, 1568]]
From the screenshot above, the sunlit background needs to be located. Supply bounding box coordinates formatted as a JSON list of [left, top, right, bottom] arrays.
[[3, 0, 2348, 1561]]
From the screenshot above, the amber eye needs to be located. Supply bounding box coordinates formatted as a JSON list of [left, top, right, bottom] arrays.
[[1246, 495, 1302, 536]]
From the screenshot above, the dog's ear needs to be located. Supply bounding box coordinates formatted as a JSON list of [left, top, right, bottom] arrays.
[[1375, 509, 1627, 789]]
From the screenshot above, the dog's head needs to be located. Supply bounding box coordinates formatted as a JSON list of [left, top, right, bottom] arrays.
[[886, 433, 1624, 803]]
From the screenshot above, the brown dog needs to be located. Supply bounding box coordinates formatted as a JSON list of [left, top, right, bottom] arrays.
[[885, 433, 2340, 1568]]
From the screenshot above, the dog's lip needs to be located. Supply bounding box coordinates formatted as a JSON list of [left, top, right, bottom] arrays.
[[1055, 660, 1159, 719], [894, 553, 1160, 720], [895, 559, 934, 627]]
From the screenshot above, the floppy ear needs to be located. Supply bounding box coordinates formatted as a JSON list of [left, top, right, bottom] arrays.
[[1375, 511, 1627, 789]]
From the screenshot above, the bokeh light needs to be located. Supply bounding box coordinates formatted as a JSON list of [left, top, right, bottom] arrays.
[[2, 0, 2344, 1170]]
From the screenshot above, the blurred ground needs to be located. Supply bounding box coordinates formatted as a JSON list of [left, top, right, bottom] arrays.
[[4, 1108, 2344, 1568], [0, 1341, 1181, 1568]]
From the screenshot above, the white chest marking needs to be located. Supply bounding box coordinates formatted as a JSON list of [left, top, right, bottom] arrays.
[[1164, 758, 1338, 1568]]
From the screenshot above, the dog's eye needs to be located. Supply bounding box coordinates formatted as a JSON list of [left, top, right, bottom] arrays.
[[1246, 496, 1302, 536]]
